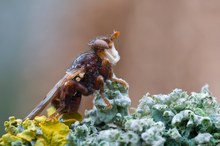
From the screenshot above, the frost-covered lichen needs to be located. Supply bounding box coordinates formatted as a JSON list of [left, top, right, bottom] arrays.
[[1, 82, 220, 146]]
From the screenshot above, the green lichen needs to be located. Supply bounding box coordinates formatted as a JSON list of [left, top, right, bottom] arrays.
[[67, 83, 220, 146], [1, 81, 220, 146]]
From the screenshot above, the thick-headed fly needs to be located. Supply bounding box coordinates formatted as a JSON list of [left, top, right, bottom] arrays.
[[25, 31, 128, 120]]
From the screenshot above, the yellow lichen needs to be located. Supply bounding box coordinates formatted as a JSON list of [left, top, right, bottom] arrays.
[[38, 119, 70, 146], [0, 114, 82, 146], [47, 106, 56, 117], [16, 119, 37, 141], [0, 134, 23, 146], [61, 112, 82, 127]]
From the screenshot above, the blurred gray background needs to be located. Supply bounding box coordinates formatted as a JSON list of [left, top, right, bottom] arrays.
[[1, 1, 220, 135]]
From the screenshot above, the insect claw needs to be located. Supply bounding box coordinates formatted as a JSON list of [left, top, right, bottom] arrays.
[[46, 117, 55, 122], [47, 112, 61, 121], [105, 104, 112, 110], [111, 77, 129, 89], [101, 94, 112, 110]]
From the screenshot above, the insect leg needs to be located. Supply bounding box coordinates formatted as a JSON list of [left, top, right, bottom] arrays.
[[50, 80, 89, 118], [111, 76, 129, 88], [62, 80, 89, 95], [101, 58, 128, 88], [95, 75, 112, 109]]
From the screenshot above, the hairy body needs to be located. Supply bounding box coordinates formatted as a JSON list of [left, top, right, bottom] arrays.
[[25, 31, 127, 120], [51, 51, 112, 113]]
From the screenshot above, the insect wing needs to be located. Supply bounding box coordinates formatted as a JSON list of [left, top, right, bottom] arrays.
[[24, 67, 85, 120], [24, 75, 66, 120], [65, 66, 85, 80]]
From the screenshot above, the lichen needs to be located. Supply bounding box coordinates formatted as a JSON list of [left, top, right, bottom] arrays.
[[1, 81, 220, 146], [0, 115, 77, 146]]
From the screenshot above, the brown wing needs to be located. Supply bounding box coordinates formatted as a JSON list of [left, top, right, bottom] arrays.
[[24, 66, 85, 120]]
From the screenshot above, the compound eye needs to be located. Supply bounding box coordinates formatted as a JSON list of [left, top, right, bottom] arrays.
[[89, 39, 109, 50], [102, 39, 113, 49]]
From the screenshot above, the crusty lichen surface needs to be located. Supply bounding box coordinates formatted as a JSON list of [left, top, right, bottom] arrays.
[[1, 81, 220, 146]]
